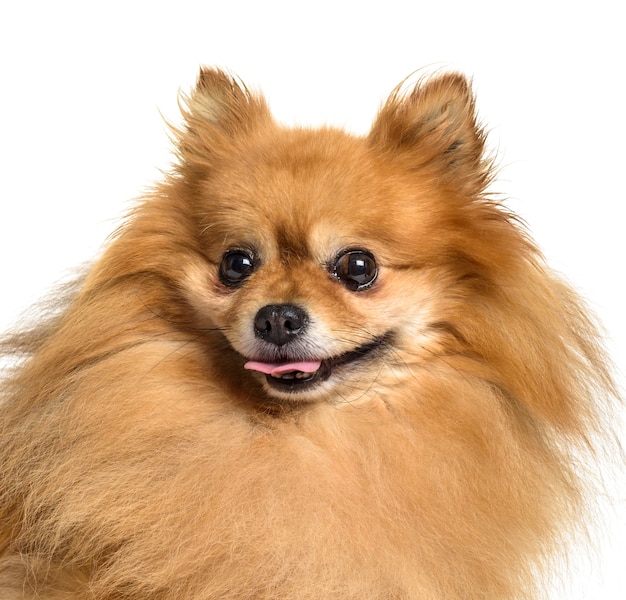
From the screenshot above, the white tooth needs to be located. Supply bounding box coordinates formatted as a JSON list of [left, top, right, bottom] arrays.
[[271, 370, 315, 381]]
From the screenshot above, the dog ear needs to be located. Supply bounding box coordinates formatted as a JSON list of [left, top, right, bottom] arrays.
[[174, 68, 272, 173], [369, 73, 491, 195], [183, 68, 270, 132]]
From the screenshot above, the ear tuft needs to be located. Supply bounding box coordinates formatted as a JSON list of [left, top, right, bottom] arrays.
[[369, 73, 490, 194], [173, 68, 272, 174], [181, 67, 270, 133]]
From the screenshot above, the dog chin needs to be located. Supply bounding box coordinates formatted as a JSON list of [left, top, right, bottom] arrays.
[[259, 375, 336, 403], [251, 363, 359, 404]]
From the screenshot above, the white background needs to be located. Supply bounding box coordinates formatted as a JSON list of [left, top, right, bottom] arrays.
[[1, 1, 624, 597]]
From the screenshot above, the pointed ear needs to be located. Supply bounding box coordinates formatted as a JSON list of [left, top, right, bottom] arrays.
[[174, 68, 272, 172], [369, 73, 490, 195], [182, 67, 270, 132]]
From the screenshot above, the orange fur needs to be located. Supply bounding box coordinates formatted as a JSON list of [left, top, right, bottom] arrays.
[[0, 68, 618, 599]]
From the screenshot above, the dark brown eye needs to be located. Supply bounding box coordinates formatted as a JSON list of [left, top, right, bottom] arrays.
[[332, 250, 378, 291], [219, 251, 255, 286]]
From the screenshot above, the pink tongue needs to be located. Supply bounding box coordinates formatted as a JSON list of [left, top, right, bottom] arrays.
[[244, 360, 322, 376]]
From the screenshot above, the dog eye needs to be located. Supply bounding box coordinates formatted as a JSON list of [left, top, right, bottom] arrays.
[[219, 251, 255, 285], [332, 250, 378, 291]]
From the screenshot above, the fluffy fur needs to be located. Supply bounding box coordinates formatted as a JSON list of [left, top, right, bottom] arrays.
[[0, 68, 618, 599]]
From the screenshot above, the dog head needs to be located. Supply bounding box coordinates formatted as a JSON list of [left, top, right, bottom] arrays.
[[154, 69, 512, 404]]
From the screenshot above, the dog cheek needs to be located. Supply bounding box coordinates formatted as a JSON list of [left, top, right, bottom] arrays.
[[180, 260, 234, 326]]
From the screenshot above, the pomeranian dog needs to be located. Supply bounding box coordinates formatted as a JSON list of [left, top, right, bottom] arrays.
[[0, 68, 618, 599]]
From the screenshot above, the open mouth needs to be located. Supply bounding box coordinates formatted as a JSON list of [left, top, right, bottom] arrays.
[[244, 334, 391, 394]]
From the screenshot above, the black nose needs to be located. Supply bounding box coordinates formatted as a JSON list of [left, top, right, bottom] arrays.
[[253, 304, 308, 347]]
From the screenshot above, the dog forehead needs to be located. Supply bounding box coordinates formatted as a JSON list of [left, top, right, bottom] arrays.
[[273, 223, 310, 259], [202, 128, 422, 260]]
